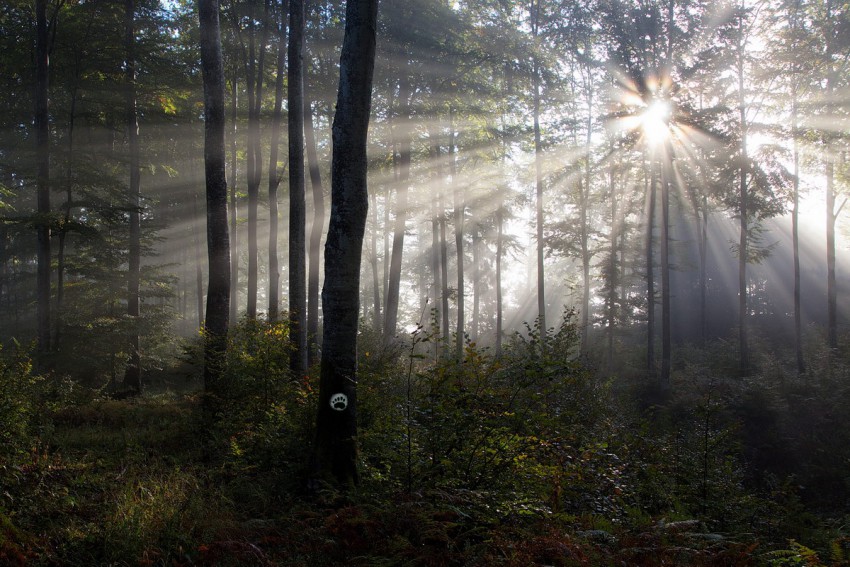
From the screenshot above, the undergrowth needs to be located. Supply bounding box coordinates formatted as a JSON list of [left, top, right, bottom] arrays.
[[0, 317, 848, 565]]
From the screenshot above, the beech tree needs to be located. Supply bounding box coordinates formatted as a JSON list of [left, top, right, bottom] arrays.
[[312, 0, 378, 487], [35, 0, 51, 360], [199, 0, 231, 389], [289, 0, 308, 374]]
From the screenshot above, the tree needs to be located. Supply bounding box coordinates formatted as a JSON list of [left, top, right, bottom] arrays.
[[123, 0, 142, 394], [312, 0, 377, 487], [289, 0, 308, 374], [267, 0, 285, 323], [35, 0, 51, 360], [199, 0, 231, 390]]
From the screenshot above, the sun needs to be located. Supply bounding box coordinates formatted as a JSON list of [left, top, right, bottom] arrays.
[[640, 99, 672, 147]]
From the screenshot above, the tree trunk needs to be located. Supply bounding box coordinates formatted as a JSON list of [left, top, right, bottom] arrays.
[[660, 149, 671, 393], [384, 75, 411, 342], [439, 193, 450, 341], [312, 0, 377, 488], [495, 207, 503, 357], [471, 220, 480, 343], [289, 0, 307, 373], [451, 110, 464, 360], [35, 0, 51, 359], [267, 0, 286, 322], [789, 2, 805, 374], [124, 0, 142, 393], [229, 75, 239, 324], [646, 159, 657, 377], [199, 0, 231, 389], [531, 0, 545, 333], [306, 97, 325, 366], [243, 2, 270, 319], [737, 23, 750, 377], [369, 189, 382, 329], [193, 193, 205, 330], [607, 161, 618, 372]]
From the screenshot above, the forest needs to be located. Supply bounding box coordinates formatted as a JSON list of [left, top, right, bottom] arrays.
[[2, 0, 850, 564]]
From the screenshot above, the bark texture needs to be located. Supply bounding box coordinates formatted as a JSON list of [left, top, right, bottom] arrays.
[[312, 0, 377, 487], [199, 0, 231, 389]]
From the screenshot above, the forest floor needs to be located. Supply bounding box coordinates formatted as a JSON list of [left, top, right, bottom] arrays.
[[1, 390, 834, 566]]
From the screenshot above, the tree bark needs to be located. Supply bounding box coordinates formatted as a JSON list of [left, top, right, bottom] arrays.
[[243, 1, 270, 319], [124, 0, 142, 393], [35, 0, 51, 359], [531, 0, 545, 333], [229, 75, 239, 324], [267, 0, 286, 322], [384, 75, 411, 342], [199, 0, 231, 389], [736, 9, 750, 376], [289, 0, 308, 373], [451, 109, 464, 360], [646, 159, 657, 378], [660, 148, 671, 393], [305, 95, 325, 367], [312, 0, 377, 488]]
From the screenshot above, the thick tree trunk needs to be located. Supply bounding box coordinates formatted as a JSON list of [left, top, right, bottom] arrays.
[[267, 1, 287, 322], [312, 0, 377, 488], [35, 0, 51, 358], [384, 76, 411, 342], [124, 0, 142, 393], [199, 0, 231, 389], [289, 0, 307, 374]]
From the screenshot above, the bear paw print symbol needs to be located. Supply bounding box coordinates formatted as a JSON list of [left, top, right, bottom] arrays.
[[329, 393, 348, 411]]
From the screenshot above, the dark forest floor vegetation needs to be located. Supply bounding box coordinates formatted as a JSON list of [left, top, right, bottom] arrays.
[[2, 317, 850, 566]]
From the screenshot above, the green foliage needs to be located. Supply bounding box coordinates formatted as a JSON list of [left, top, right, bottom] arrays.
[[209, 318, 318, 495], [0, 345, 54, 461]]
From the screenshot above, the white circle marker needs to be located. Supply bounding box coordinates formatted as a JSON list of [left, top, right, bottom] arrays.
[[329, 393, 348, 411]]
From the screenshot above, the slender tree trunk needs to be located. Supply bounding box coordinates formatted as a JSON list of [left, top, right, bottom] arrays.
[[431, 201, 442, 358], [289, 0, 307, 373], [646, 159, 657, 377], [789, 4, 805, 373], [199, 0, 231, 390], [439, 193, 450, 341], [471, 220, 480, 343], [451, 110, 464, 359], [193, 193, 205, 329], [306, 97, 325, 366], [229, 76, 239, 324], [56, 78, 80, 348], [607, 162, 618, 371], [737, 26, 750, 377], [495, 207, 503, 357], [312, 0, 377, 488], [660, 148, 671, 392], [35, 0, 51, 358], [244, 3, 270, 319], [369, 190, 382, 329], [384, 75, 411, 342], [531, 1, 545, 333], [267, 1, 286, 322], [124, 0, 142, 393]]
